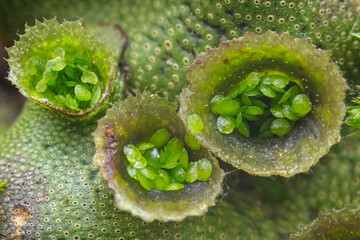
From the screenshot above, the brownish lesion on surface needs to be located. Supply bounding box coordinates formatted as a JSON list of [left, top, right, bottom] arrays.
[[0, 157, 45, 239], [103, 123, 120, 181], [9, 206, 31, 240]]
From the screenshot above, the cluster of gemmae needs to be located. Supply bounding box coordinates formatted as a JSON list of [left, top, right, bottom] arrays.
[[210, 71, 312, 138], [124, 128, 212, 191], [26, 46, 102, 111]]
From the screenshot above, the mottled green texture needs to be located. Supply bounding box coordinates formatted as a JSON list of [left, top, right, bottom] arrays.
[[93, 93, 224, 222], [179, 31, 346, 177], [1, 0, 360, 239]]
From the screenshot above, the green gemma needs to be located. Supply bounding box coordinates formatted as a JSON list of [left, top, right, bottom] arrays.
[[345, 98, 360, 129], [210, 71, 312, 138], [124, 129, 212, 191]]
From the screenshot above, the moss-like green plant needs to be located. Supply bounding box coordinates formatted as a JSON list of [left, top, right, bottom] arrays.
[[0, 179, 7, 189]]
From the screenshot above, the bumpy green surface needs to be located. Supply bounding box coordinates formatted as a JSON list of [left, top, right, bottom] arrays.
[[1, 0, 360, 239]]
